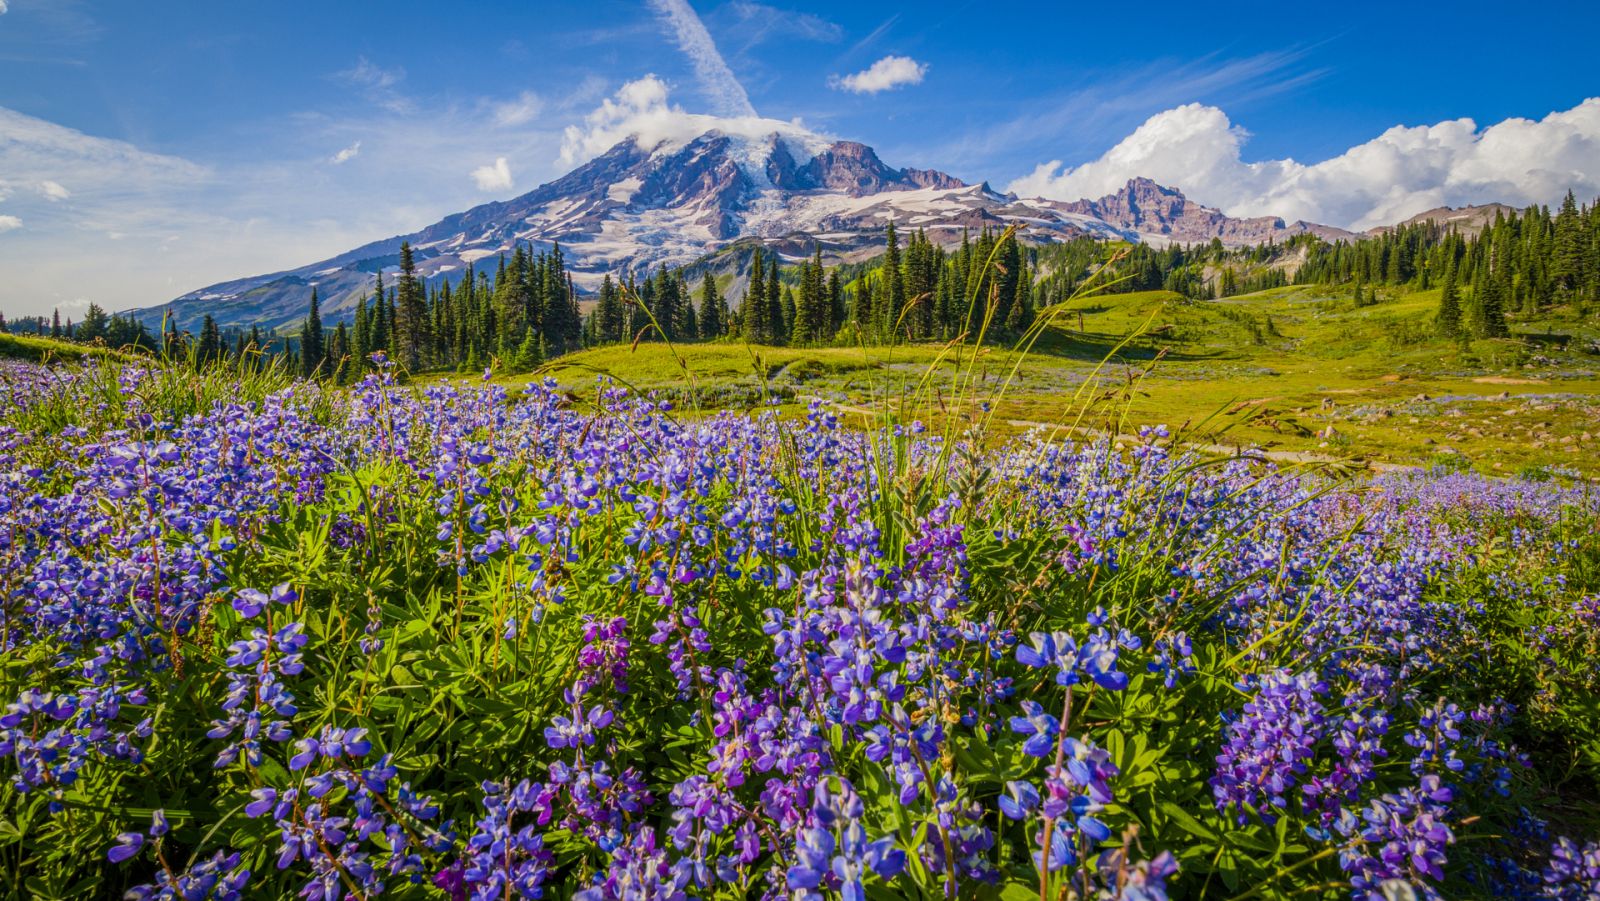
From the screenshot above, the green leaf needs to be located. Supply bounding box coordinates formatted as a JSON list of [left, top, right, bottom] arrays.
[[1157, 799, 1217, 842]]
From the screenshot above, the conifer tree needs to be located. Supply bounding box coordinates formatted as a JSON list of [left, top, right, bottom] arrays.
[[596, 274, 624, 343], [395, 242, 429, 370], [742, 250, 769, 343], [329, 322, 350, 382], [299, 288, 325, 378], [352, 297, 370, 370], [513, 326, 542, 373], [767, 263, 784, 345], [779, 285, 795, 345], [1006, 262, 1034, 332], [826, 269, 843, 340], [1435, 263, 1461, 338], [197, 314, 222, 367], [791, 252, 819, 345], [884, 220, 905, 334], [371, 273, 389, 353], [698, 275, 724, 339]]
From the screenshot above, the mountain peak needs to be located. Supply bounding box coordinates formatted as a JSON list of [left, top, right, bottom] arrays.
[[140, 136, 1346, 333], [1055, 178, 1352, 246]]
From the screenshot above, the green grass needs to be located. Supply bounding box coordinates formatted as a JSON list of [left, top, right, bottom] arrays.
[[0, 332, 134, 364], [463, 284, 1600, 477]]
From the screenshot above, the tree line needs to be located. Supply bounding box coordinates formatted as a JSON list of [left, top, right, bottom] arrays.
[[1292, 191, 1600, 339], [8, 192, 1597, 373]]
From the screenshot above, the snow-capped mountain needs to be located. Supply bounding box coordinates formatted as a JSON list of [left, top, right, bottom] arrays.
[[138, 132, 1352, 332]]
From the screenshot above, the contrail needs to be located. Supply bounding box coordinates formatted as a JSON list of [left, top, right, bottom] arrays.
[[645, 0, 757, 119]]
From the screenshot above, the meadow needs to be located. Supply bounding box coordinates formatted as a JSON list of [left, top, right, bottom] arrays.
[[535, 285, 1600, 480], [2, 324, 1598, 901]]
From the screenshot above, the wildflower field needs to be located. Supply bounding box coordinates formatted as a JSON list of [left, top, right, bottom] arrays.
[[2, 355, 1598, 901]]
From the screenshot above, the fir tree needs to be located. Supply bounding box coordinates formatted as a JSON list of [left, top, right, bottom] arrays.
[[884, 220, 905, 334], [395, 242, 429, 370], [597, 274, 625, 343], [371, 273, 390, 353], [698, 275, 724, 339], [299, 288, 325, 378], [742, 250, 770, 343], [329, 322, 350, 382], [352, 297, 370, 371], [767, 263, 784, 345], [513, 326, 542, 373], [197, 314, 222, 367], [1435, 263, 1461, 338]]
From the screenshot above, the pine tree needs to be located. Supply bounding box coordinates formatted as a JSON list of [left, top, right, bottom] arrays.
[[767, 264, 784, 345], [826, 269, 843, 339], [791, 251, 819, 346], [197, 314, 222, 367], [329, 322, 350, 382], [371, 273, 389, 354], [50, 309, 61, 339], [677, 275, 698, 340], [742, 250, 770, 343], [698, 275, 724, 339], [884, 220, 905, 334], [778, 286, 795, 345], [513, 326, 542, 373], [395, 242, 429, 370], [1006, 262, 1034, 332], [352, 297, 370, 371], [300, 288, 325, 378], [597, 274, 625, 343], [1435, 263, 1461, 338]]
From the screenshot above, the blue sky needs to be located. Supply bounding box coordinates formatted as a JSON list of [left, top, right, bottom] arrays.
[[1, 0, 1598, 315]]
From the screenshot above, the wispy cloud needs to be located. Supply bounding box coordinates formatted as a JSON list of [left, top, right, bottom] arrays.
[[0, 216, 20, 233], [0, 2, 10, 16], [330, 141, 361, 164], [490, 90, 544, 127], [925, 49, 1322, 175], [830, 55, 927, 95], [722, 2, 842, 47], [644, 0, 757, 118], [470, 157, 513, 192], [38, 179, 70, 200], [843, 14, 898, 58], [334, 56, 413, 113]]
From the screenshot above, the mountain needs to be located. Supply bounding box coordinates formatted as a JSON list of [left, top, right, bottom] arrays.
[[1365, 203, 1520, 237], [137, 132, 1352, 332], [1057, 177, 1354, 246]]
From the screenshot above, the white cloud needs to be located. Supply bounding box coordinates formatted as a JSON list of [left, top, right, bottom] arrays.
[[470, 156, 513, 192], [0, 1, 9, 14], [1008, 99, 1600, 230], [38, 180, 71, 200], [557, 75, 824, 167], [330, 141, 361, 164], [830, 55, 927, 95], [491, 90, 544, 127], [0, 216, 20, 233], [645, 0, 757, 118]]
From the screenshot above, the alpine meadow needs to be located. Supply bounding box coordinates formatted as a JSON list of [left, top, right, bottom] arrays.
[[2, 2, 1599, 901]]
